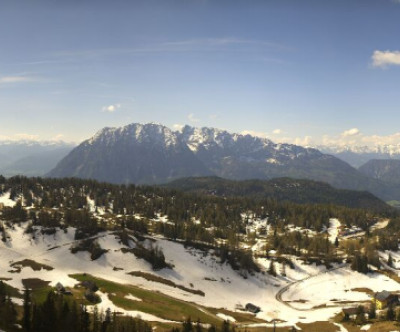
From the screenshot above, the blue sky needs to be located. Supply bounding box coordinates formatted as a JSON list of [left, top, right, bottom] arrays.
[[1, 0, 400, 146]]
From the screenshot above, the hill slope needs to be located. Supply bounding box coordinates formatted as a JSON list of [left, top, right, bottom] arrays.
[[165, 177, 392, 212], [359, 159, 400, 185]]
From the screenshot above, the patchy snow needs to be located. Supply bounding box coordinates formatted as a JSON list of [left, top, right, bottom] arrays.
[[380, 250, 400, 270], [11, 297, 23, 305], [125, 293, 142, 301], [0, 191, 16, 207], [333, 322, 348, 332], [1, 223, 400, 327], [152, 214, 174, 226], [86, 196, 96, 213], [327, 218, 340, 243], [370, 219, 389, 231], [360, 325, 371, 331], [93, 291, 173, 322], [216, 313, 236, 322], [282, 267, 400, 310]]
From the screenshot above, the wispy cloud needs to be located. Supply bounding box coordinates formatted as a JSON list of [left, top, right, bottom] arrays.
[[0, 133, 41, 142], [163, 38, 286, 50], [341, 128, 360, 137], [241, 126, 400, 148], [0, 75, 34, 84], [14, 133, 40, 140], [188, 113, 200, 123], [241, 128, 286, 139], [102, 103, 121, 113], [48, 37, 288, 63], [51, 134, 65, 141], [371, 50, 400, 68]]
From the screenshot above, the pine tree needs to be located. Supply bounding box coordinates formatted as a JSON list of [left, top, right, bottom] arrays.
[[182, 317, 193, 332], [369, 301, 376, 319], [221, 320, 230, 332], [387, 304, 395, 321], [268, 261, 277, 277], [388, 253, 394, 267], [93, 305, 100, 332], [23, 288, 31, 332]]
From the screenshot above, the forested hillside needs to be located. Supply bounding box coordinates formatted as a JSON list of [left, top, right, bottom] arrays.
[[1, 176, 400, 332], [165, 177, 392, 212]]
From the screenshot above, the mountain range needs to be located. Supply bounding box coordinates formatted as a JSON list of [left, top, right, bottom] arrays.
[[47, 122, 400, 201], [317, 145, 400, 168], [0, 141, 75, 177]]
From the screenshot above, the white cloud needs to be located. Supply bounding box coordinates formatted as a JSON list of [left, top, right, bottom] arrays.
[[359, 132, 400, 146], [188, 113, 200, 123], [371, 50, 400, 68], [51, 134, 65, 141], [241, 127, 400, 149], [173, 124, 184, 132], [293, 136, 313, 146], [241, 129, 285, 138], [241, 130, 269, 139], [0, 75, 34, 84], [15, 133, 40, 141], [102, 103, 121, 112], [272, 129, 282, 135], [341, 128, 360, 137]]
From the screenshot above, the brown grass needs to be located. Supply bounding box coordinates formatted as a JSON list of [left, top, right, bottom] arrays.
[[351, 288, 373, 295], [297, 321, 341, 332], [127, 271, 205, 296], [10, 259, 54, 271], [22, 278, 50, 289]]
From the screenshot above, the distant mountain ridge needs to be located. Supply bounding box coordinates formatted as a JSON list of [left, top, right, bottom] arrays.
[[48, 122, 400, 201], [359, 159, 400, 185], [317, 145, 400, 168], [0, 141, 75, 177]]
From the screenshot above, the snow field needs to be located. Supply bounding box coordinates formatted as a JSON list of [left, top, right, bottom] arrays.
[[1, 222, 400, 327]]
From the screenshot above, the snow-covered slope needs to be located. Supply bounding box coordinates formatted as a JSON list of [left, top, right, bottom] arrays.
[[1, 223, 398, 327]]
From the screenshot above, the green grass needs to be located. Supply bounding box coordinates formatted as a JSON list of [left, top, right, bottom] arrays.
[[20, 278, 52, 303], [69, 273, 228, 325]]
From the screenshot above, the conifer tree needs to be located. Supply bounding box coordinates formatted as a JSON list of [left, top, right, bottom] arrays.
[[23, 288, 31, 332], [388, 253, 394, 267]]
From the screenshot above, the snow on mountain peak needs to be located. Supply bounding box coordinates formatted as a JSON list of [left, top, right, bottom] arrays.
[[86, 122, 321, 161], [87, 122, 179, 148]]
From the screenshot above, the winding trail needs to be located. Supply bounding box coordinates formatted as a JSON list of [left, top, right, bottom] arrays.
[[275, 263, 347, 311]]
